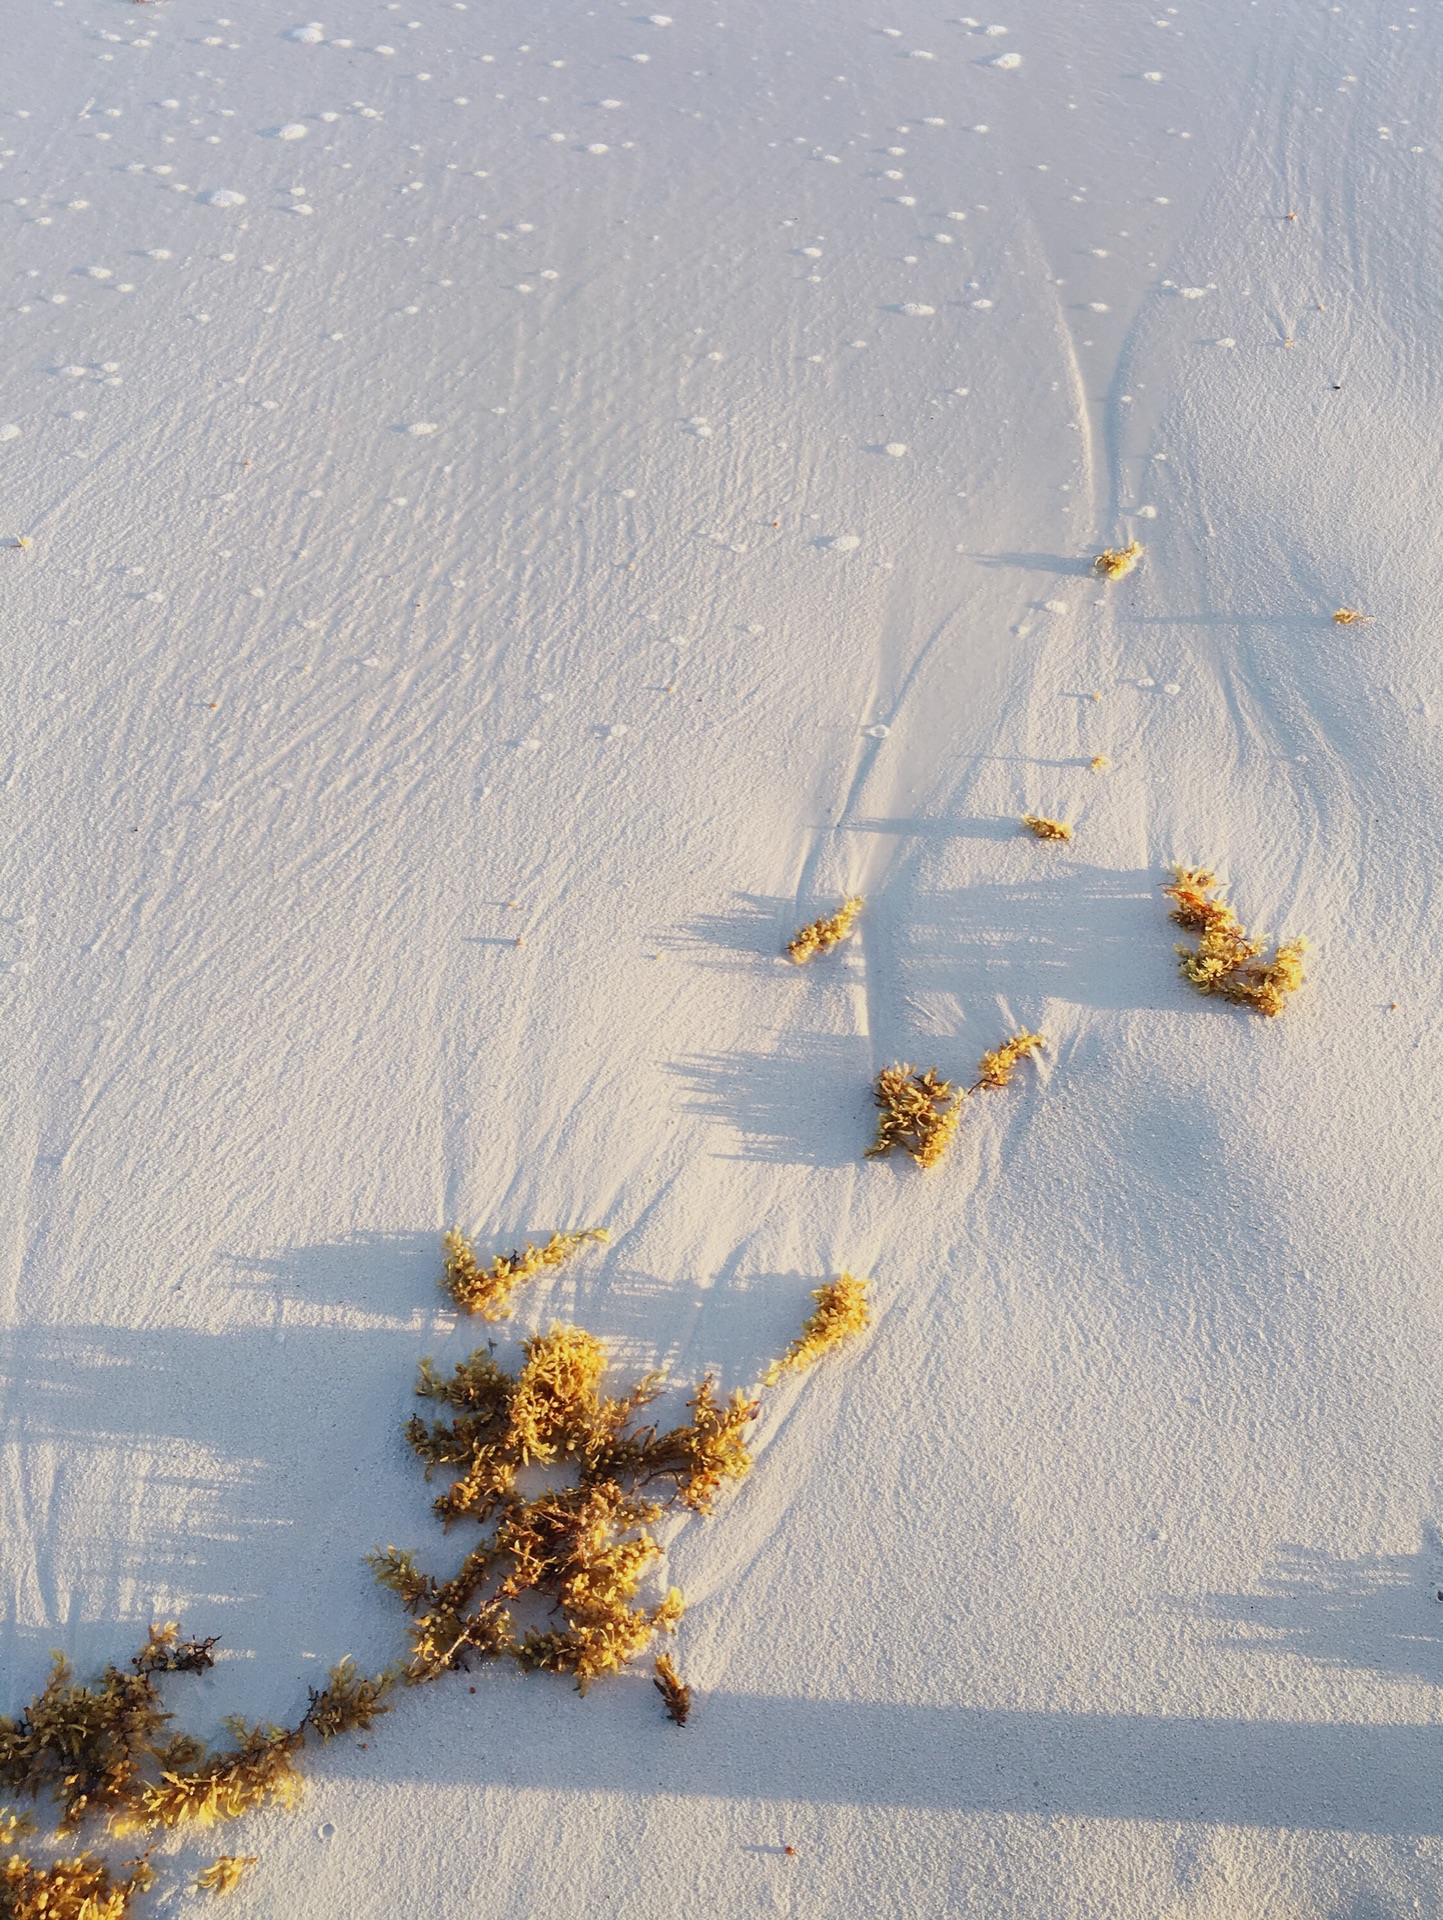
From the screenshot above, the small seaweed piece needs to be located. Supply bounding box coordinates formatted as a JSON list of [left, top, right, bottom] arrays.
[[196, 1856, 257, 1898], [132, 1624, 218, 1677], [786, 895, 864, 964], [1089, 754, 1111, 772], [648, 1379, 758, 1514], [975, 1031, 1046, 1090], [299, 1659, 398, 1743], [765, 1274, 870, 1385], [653, 1654, 691, 1726], [1021, 814, 1072, 842], [440, 1227, 609, 1320], [1093, 540, 1143, 580], [1332, 607, 1373, 625], [367, 1547, 434, 1614], [1162, 865, 1308, 1016]]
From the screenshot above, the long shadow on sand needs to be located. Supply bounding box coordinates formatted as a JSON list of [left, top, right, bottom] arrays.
[[341, 1681, 1443, 1836]]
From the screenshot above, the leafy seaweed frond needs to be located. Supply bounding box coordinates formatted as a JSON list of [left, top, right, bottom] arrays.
[[299, 1659, 399, 1743], [507, 1324, 612, 1463], [868, 1031, 1045, 1168], [787, 895, 864, 964], [366, 1547, 434, 1613], [401, 1599, 515, 1685], [975, 1031, 1046, 1090], [195, 1855, 257, 1898], [866, 1064, 961, 1169], [643, 1380, 758, 1513], [765, 1274, 870, 1385], [440, 1227, 609, 1320], [115, 1721, 303, 1834]]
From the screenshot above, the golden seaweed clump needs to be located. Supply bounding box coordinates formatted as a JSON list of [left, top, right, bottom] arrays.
[[764, 1274, 870, 1385], [1022, 814, 1072, 842], [787, 895, 864, 964], [868, 1033, 1045, 1168], [0, 1652, 173, 1833], [0, 1852, 152, 1920], [866, 1065, 961, 1169], [975, 1032, 1046, 1091], [1093, 540, 1143, 580], [440, 1226, 609, 1320], [1162, 865, 1308, 1016], [1332, 607, 1373, 625], [196, 1856, 258, 1898], [1089, 754, 1111, 772], [376, 1240, 878, 1708], [375, 1315, 760, 1691], [653, 1654, 691, 1727]]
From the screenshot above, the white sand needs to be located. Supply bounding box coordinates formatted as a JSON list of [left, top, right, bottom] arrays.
[[3, 1, 1442, 1912]]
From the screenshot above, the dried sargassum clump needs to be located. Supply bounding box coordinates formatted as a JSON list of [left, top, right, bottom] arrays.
[[1332, 607, 1373, 625], [764, 1274, 869, 1384], [196, 1855, 258, 1898], [0, 1626, 220, 1835], [0, 1627, 394, 1910], [1093, 540, 1143, 580], [374, 1257, 871, 1708], [787, 895, 864, 964], [0, 1849, 152, 1919], [1162, 865, 1308, 1016], [868, 1032, 1045, 1169], [1021, 814, 1072, 842], [652, 1654, 691, 1727], [0, 1641, 388, 1906], [441, 1226, 608, 1320], [867, 1064, 962, 1169], [372, 1322, 749, 1693]]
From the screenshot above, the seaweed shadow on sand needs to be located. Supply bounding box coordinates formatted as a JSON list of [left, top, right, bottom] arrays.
[[884, 865, 1164, 1017], [665, 894, 804, 975], [667, 1033, 871, 1169], [1189, 1529, 1443, 1688]]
